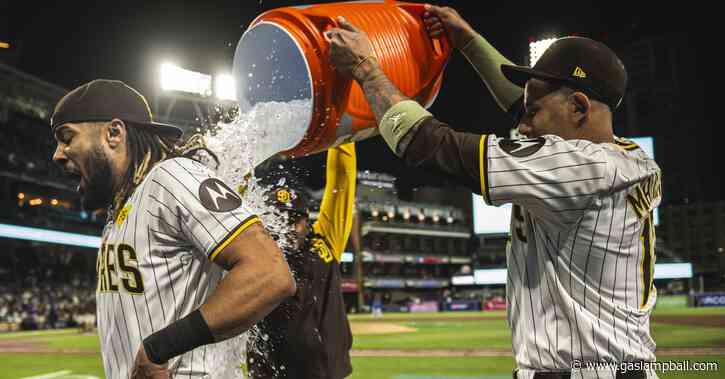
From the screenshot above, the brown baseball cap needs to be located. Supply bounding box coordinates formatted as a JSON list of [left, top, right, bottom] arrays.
[[50, 79, 183, 138], [501, 37, 627, 109]]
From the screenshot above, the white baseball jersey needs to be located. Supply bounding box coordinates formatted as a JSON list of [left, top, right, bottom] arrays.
[[479, 135, 661, 379], [95, 157, 260, 379]]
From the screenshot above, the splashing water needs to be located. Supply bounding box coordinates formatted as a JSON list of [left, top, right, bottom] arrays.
[[202, 98, 313, 378]]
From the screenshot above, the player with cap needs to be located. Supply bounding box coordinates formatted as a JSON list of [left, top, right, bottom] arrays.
[[246, 143, 356, 379], [50, 79, 296, 379], [327, 8, 661, 379]]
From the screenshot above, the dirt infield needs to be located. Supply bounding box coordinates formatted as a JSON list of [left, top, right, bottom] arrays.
[[0, 339, 93, 354], [351, 322, 418, 335]]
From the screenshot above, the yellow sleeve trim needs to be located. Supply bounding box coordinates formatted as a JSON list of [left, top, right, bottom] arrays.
[[209, 215, 261, 262], [479, 135, 492, 204]]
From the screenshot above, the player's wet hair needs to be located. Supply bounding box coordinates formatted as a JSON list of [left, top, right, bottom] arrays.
[[112, 122, 220, 216]]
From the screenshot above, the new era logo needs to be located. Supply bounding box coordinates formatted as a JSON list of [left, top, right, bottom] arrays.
[[572, 66, 587, 78]]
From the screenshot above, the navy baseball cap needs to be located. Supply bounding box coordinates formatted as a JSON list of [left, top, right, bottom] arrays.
[[501, 37, 627, 109], [51, 79, 183, 138]]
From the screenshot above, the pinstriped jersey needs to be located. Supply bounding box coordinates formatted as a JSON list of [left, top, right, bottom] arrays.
[[95, 157, 260, 379], [479, 135, 661, 379]]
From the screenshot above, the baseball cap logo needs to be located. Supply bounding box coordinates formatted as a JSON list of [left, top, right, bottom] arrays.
[[276, 189, 292, 204], [572, 66, 587, 78]]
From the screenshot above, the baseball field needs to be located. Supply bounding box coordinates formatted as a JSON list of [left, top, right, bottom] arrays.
[[1, 302, 723, 379]]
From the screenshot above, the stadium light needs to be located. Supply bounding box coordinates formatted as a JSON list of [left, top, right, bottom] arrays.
[[215, 74, 236, 101], [0, 223, 101, 249], [160, 62, 213, 97], [529, 37, 557, 66]]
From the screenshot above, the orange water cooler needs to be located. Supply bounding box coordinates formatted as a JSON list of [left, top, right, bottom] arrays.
[[232, 0, 450, 160]]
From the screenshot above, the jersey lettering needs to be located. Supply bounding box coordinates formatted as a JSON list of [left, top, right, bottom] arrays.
[[97, 243, 145, 295], [627, 172, 661, 219]]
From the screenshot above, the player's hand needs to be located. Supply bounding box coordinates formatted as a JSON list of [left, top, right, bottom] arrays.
[[325, 16, 379, 82], [130, 345, 170, 379], [422, 4, 476, 50]]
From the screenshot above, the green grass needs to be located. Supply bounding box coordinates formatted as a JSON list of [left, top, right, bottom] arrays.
[[652, 306, 725, 316], [651, 323, 725, 347], [1, 306, 723, 378], [350, 357, 514, 379], [350, 356, 725, 379], [0, 353, 104, 379], [44, 334, 101, 351], [353, 319, 512, 350]]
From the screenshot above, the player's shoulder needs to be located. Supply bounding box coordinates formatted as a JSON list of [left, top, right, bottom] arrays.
[[147, 157, 214, 183], [599, 137, 660, 178]]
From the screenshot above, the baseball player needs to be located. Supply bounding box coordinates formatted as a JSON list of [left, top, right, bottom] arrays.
[[247, 143, 356, 379], [327, 8, 661, 379], [50, 79, 296, 379]]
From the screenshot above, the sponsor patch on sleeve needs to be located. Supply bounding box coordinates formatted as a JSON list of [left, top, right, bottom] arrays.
[[498, 137, 546, 157], [199, 178, 242, 212]]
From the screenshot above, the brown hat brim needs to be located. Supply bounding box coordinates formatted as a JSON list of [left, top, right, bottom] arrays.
[[501, 64, 570, 88], [145, 121, 184, 139]]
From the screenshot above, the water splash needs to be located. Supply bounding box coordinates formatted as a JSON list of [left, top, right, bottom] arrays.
[[201, 98, 313, 378]]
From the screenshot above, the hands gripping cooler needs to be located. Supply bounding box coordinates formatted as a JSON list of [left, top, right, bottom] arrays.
[[232, 0, 450, 165]]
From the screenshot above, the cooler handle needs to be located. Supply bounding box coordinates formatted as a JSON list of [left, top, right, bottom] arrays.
[[397, 3, 451, 67]]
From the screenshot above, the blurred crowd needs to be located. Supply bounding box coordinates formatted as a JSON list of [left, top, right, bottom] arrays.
[[0, 282, 96, 331], [0, 247, 97, 332]]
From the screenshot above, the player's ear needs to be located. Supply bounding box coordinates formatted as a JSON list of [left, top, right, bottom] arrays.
[[570, 92, 590, 126], [105, 119, 128, 149]]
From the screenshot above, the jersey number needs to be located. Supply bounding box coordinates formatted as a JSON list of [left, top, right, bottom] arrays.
[[640, 213, 655, 308], [97, 243, 145, 295]]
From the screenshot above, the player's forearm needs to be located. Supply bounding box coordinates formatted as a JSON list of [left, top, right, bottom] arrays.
[[460, 33, 523, 112], [401, 119, 483, 193], [354, 59, 409, 125], [200, 238, 295, 341], [142, 228, 295, 365]]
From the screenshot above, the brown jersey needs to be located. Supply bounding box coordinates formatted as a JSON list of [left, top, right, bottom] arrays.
[[247, 143, 356, 379]]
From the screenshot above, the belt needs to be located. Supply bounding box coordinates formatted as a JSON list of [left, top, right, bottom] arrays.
[[514, 369, 646, 379]]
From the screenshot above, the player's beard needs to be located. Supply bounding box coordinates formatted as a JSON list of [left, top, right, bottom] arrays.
[[81, 146, 114, 211]]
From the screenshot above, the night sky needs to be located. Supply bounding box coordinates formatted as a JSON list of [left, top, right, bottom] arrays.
[[2, 1, 718, 204]]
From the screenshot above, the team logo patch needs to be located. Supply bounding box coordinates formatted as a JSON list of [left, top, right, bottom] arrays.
[[276, 188, 292, 204], [199, 178, 242, 212], [499, 137, 546, 157]]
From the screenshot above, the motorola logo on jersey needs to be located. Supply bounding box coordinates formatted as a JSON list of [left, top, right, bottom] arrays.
[[199, 178, 242, 212], [499, 137, 545, 157]]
